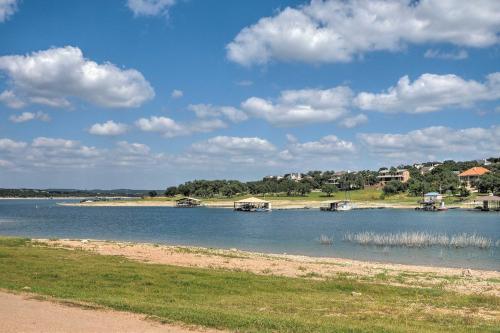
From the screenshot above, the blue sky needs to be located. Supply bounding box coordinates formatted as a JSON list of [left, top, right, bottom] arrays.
[[0, 0, 499, 189]]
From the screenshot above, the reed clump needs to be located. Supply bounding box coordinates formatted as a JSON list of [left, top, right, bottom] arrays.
[[343, 232, 493, 249], [319, 234, 333, 245]]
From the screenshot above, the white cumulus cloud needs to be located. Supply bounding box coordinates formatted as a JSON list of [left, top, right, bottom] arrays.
[[355, 72, 500, 113], [136, 116, 227, 138], [9, 111, 50, 123], [0, 90, 25, 108], [358, 125, 500, 162], [0, 46, 155, 108], [241, 87, 352, 126], [227, 0, 500, 66], [171, 89, 183, 99], [0, 0, 18, 23], [424, 49, 468, 60], [191, 136, 276, 155], [188, 104, 248, 123], [116, 141, 151, 155], [25, 137, 103, 168], [89, 120, 128, 136], [0, 159, 14, 168], [136, 116, 184, 137], [275, 134, 357, 170], [0, 138, 27, 152], [0, 135, 170, 170], [339, 114, 368, 128], [286, 135, 355, 156], [127, 0, 175, 17]]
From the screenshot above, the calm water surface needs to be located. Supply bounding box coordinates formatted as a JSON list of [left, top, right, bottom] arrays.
[[0, 199, 498, 270]]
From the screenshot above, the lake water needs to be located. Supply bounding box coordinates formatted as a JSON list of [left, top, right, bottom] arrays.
[[0, 199, 498, 270]]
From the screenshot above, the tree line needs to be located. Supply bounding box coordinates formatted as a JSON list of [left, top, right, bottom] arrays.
[[165, 157, 500, 199], [382, 158, 500, 197], [163, 170, 383, 198]]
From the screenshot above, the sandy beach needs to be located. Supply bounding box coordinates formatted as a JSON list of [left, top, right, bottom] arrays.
[[58, 199, 422, 209], [38, 238, 500, 297]]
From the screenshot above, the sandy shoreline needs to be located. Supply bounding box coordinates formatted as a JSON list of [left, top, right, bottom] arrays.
[[38, 238, 500, 297], [58, 199, 428, 209]]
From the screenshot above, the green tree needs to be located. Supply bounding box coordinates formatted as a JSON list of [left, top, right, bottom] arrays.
[[282, 179, 298, 196], [459, 186, 470, 198], [476, 172, 500, 194], [164, 187, 177, 197], [382, 180, 406, 195], [297, 183, 312, 196], [321, 184, 338, 197]]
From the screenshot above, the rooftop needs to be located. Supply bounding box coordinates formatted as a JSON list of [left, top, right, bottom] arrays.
[[458, 167, 490, 177], [476, 196, 500, 202], [234, 197, 269, 203]]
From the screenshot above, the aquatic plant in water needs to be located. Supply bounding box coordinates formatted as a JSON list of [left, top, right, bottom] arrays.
[[343, 232, 493, 249], [318, 234, 333, 245]]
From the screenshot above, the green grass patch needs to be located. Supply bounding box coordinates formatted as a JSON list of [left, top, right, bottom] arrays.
[[0, 237, 498, 332], [173, 246, 248, 259]]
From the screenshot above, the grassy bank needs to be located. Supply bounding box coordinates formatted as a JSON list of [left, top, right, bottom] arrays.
[[139, 188, 474, 205], [1, 237, 498, 332]]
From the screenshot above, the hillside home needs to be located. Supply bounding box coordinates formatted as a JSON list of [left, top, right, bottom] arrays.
[[458, 167, 490, 190], [377, 169, 410, 184]]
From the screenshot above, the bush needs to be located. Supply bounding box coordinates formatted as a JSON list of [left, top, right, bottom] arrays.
[[382, 180, 406, 195]]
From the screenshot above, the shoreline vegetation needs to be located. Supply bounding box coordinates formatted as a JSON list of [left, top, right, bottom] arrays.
[[0, 237, 498, 332], [343, 232, 496, 249], [56, 190, 475, 210]]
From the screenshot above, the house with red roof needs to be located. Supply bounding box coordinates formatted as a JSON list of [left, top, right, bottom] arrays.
[[458, 167, 490, 191]]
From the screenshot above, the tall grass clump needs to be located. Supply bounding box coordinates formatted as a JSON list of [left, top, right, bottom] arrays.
[[343, 232, 493, 249], [318, 234, 333, 245]]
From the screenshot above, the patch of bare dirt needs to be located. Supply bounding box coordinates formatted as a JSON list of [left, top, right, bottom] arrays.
[[40, 239, 500, 297], [0, 291, 224, 333]]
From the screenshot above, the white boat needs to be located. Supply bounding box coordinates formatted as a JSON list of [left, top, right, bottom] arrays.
[[336, 201, 352, 211]]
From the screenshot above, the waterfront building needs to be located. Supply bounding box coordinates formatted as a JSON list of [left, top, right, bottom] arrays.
[[458, 167, 490, 190], [377, 169, 410, 184], [176, 197, 202, 208], [234, 197, 271, 212]]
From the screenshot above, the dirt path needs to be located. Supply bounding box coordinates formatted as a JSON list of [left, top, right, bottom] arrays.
[[41, 239, 500, 297], [0, 291, 223, 333]]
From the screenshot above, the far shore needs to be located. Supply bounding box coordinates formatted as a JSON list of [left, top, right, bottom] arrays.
[[57, 199, 468, 210], [38, 238, 499, 297], [0, 197, 141, 201]]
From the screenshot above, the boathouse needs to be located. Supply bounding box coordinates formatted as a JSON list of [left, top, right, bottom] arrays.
[[424, 192, 443, 202], [175, 197, 202, 208], [475, 196, 500, 211], [320, 200, 351, 211], [234, 197, 271, 211]]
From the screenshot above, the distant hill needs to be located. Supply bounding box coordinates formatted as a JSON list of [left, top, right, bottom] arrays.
[[0, 188, 153, 198]]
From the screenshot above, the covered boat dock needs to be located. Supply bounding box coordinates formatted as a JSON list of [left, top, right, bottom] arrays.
[[475, 196, 500, 211], [320, 200, 352, 211], [175, 197, 202, 208], [234, 197, 271, 212]]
